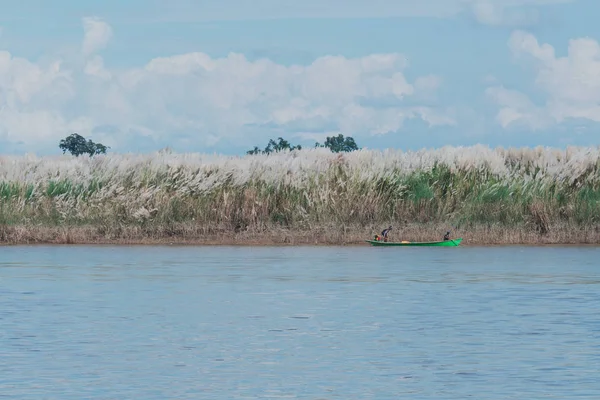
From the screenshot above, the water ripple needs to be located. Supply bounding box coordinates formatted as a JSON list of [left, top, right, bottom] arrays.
[[1, 245, 599, 399]]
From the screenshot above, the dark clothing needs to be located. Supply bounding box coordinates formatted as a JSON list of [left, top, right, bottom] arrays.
[[443, 232, 450, 241], [381, 228, 391, 238]]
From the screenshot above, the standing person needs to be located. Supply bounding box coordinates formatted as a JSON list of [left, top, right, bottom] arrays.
[[381, 226, 392, 242]]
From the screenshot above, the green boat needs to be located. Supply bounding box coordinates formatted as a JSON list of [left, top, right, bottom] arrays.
[[365, 238, 463, 247]]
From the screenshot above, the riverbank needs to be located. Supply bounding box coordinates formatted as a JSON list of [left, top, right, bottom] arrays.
[[1, 223, 599, 246], [1, 146, 599, 246]]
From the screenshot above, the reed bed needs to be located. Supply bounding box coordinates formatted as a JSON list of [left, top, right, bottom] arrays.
[[1, 145, 599, 245]]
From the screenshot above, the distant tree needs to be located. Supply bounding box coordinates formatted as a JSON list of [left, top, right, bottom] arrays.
[[247, 146, 262, 155], [59, 133, 109, 157], [316, 134, 359, 153], [247, 137, 302, 155]]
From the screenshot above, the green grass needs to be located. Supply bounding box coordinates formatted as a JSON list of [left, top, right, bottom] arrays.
[[0, 147, 599, 236]]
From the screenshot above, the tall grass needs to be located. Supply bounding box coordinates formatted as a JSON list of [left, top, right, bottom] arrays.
[[1, 145, 599, 242]]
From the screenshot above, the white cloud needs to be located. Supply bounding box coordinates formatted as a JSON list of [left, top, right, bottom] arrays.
[[84, 55, 112, 80], [82, 17, 112, 56], [0, 17, 453, 153], [472, 1, 505, 25], [488, 29, 600, 129], [485, 86, 549, 129], [471, 0, 542, 26], [507, 30, 556, 63]]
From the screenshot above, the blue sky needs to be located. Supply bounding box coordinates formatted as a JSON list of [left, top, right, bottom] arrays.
[[0, 0, 599, 155]]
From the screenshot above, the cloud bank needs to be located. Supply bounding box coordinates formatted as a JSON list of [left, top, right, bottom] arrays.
[[487, 29, 600, 129], [0, 17, 454, 153]]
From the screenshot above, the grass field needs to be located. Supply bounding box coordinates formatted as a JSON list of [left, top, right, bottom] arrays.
[[1, 145, 599, 244]]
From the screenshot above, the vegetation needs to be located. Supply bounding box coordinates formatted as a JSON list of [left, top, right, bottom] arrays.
[[315, 134, 359, 153], [1, 145, 599, 244], [248, 134, 359, 155], [247, 137, 302, 155], [59, 133, 109, 157]]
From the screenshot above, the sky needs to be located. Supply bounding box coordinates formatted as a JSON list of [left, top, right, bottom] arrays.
[[0, 0, 599, 155]]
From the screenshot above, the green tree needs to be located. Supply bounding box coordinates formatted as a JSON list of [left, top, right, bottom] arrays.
[[247, 146, 262, 155], [247, 137, 302, 155], [59, 133, 109, 157], [315, 134, 359, 153]]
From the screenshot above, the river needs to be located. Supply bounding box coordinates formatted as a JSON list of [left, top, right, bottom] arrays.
[[1, 245, 599, 399]]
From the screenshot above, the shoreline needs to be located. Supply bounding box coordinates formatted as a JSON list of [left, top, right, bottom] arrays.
[[2, 147, 600, 249], [3, 242, 599, 248], [1, 224, 600, 246]]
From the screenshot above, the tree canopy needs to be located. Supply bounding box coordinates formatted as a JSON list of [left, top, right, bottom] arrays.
[[315, 134, 359, 153], [59, 133, 109, 157], [247, 134, 359, 155], [247, 137, 302, 155]]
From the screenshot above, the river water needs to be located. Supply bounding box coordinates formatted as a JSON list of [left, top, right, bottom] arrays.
[[1, 245, 599, 399]]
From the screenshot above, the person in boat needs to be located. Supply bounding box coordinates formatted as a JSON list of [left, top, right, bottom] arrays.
[[443, 231, 450, 241], [381, 226, 392, 242]]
